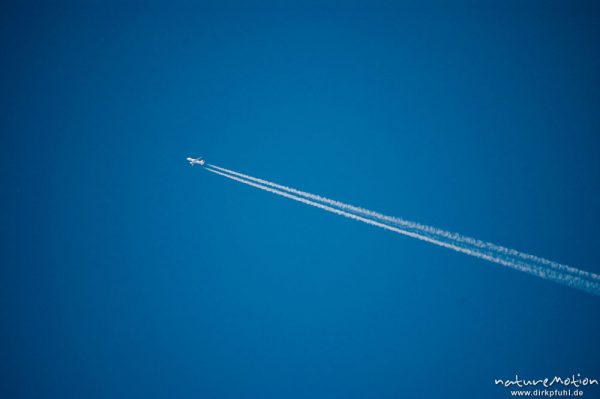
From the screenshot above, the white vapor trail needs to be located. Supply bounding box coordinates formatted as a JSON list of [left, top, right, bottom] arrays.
[[203, 165, 600, 295], [207, 163, 600, 285]]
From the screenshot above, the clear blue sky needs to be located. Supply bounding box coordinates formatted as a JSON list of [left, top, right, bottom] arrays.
[[2, 2, 600, 398]]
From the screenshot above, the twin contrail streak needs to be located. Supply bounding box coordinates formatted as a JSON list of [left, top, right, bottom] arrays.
[[207, 164, 598, 284], [202, 164, 600, 295]]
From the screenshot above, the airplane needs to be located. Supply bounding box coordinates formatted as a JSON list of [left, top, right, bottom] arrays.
[[187, 157, 205, 166]]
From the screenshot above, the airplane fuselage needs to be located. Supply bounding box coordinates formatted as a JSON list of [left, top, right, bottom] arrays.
[[187, 157, 205, 166]]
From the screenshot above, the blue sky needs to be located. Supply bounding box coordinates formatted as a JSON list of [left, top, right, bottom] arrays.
[[2, 2, 600, 398]]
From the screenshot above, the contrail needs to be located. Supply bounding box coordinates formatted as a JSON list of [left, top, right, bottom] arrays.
[[206, 163, 600, 284], [203, 165, 600, 295]]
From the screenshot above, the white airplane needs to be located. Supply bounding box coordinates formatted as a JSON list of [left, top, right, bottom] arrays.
[[187, 157, 205, 166]]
